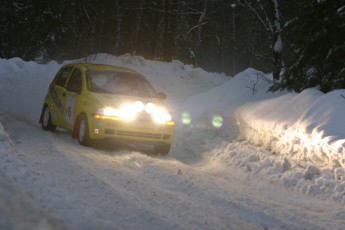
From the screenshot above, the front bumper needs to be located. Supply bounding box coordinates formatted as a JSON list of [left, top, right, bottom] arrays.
[[89, 115, 175, 145]]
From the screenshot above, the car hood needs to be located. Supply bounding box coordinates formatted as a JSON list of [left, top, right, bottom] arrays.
[[91, 92, 168, 109]]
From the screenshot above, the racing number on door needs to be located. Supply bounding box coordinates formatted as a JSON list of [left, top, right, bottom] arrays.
[[67, 106, 72, 117], [65, 96, 76, 125]]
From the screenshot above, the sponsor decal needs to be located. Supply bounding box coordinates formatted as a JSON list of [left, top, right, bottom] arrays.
[[49, 86, 64, 115], [65, 96, 76, 125]]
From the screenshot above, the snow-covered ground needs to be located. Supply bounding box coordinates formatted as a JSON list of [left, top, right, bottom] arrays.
[[0, 54, 345, 229]]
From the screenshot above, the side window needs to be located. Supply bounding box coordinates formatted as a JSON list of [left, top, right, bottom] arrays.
[[66, 68, 82, 94], [55, 67, 73, 87]]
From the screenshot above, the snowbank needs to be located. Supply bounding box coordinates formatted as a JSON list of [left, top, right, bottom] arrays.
[[237, 88, 345, 169], [179, 67, 345, 203], [179, 68, 281, 137], [0, 120, 64, 229], [0, 58, 61, 124]]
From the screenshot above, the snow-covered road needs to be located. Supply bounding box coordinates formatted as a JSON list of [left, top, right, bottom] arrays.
[[1, 114, 344, 230]]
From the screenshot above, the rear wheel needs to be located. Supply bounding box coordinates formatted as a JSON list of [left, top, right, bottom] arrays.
[[154, 144, 171, 155], [42, 105, 56, 132], [78, 115, 91, 146]]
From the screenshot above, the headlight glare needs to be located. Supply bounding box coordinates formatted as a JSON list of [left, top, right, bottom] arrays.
[[96, 102, 172, 123], [120, 103, 137, 120], [153, 108, 172, 123], [145, 102, 156, 114], [97, 107, 121, 117], [133, 101, 145, 112]]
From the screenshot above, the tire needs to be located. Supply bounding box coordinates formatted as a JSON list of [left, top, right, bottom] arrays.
[[42, 105, 56, 132], [154, 144, 171, 155], [78, 115, 91, 146]]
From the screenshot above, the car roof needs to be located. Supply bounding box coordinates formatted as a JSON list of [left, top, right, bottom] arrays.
[[62, 63, 138, 74]]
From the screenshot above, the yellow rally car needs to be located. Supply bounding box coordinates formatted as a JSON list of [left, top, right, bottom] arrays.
[[39, 63, 175, 154]]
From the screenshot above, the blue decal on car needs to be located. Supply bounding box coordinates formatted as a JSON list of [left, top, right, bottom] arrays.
[[49, 86, 64, 115]]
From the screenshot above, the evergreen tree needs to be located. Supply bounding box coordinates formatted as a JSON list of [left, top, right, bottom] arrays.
[[272, 0, 345, 92]]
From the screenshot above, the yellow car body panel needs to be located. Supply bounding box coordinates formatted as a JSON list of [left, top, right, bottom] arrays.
[[40, 63, 175, 150]]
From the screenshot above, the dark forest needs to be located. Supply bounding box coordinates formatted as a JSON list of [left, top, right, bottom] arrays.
[[1, 0, 344, 92]]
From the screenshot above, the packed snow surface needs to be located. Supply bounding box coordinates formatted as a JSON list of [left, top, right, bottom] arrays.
[[0, 54, 345, 229]]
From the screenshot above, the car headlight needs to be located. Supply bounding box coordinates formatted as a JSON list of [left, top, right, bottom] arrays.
[[119, 104, 137, 120], [103, 107, 121, 117], [96, 107, 120, 117], [95, 101, 173, 123], [95, 105, 136, 121], [152, 108, 172, 123], [133, 101, 145, 112], [145, 102, 156, 114]]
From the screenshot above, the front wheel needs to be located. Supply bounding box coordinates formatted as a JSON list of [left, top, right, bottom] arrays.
[[78, 115, 91, 146], [42, 105, 56, 132], [154, 144, 171, 155]]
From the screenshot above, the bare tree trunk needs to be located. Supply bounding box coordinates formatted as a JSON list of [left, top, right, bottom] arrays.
[[133, 0, 144, 55], [270, 0, 283, 80], [150, 1, 164, 58], [192, 0, 208, 67], [162, 0, 170, 61], [231, 3, 236, 76], [218, 0, 226, 73], [240, 0, 283, 80], [3, 0, 13, 58], [162, 0, 176, 62], [114, 0, 123, 54]]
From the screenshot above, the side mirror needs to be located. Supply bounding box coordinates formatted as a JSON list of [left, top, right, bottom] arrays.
[[157, 92, 167, 100]]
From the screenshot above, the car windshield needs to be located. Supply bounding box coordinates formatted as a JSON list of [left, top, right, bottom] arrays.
[[86, 70, 157, 97]]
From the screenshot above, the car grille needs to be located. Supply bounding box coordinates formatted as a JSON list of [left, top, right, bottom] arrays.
[[116, 130, 162, 139]]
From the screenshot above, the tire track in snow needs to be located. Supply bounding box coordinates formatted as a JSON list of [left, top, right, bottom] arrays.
[[1, 115, 344, 230]]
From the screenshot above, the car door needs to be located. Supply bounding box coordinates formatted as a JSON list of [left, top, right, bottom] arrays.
[[50, 66, 74, 128], [64, 67, 83, 130]]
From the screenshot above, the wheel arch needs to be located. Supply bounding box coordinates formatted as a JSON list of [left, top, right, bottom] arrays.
[[39, 103, 49, 124], [72, 111, 88, 138], [40, 103, 57, 132]]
